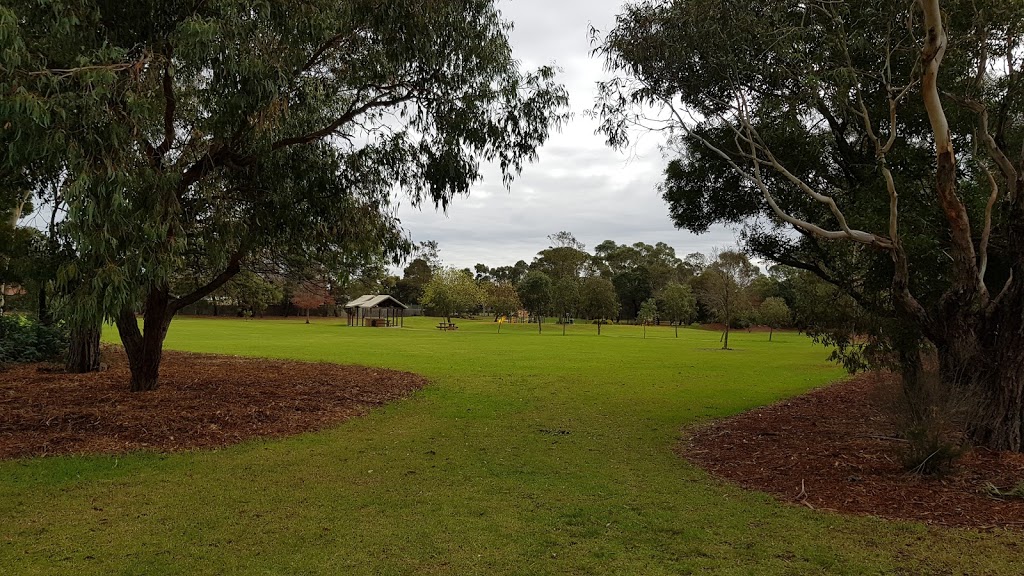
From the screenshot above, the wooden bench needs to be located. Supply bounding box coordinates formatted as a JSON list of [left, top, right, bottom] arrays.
[[436, 322, 458, 331]]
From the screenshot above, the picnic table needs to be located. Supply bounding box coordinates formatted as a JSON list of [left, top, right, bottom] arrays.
[[436, 322, 458, 331]]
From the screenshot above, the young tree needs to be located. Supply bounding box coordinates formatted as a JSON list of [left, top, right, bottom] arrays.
[[697, 251, 759, 350], [291, 282, 332, 324], [421, 268, 485, 324], [758, 297, 791, 342], [637, 297, 658, 339], [579, 276, 620, 335], [517, 271, 552, 333], [550, 277, 580, 335], [659, 282, 696, 338], [595, 0, 1024, 450], [4, 1, 568, 391], [485, 282, 522, 324]]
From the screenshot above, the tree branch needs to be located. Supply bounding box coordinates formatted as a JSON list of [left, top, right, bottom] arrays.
[[170, 250, 246, 312], [155, 56, 177, 158], [270, 92, 415, 150], [920, 0, 980, 292]]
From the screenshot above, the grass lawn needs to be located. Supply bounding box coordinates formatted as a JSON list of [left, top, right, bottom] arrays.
[[2, 316, 1022, 574]]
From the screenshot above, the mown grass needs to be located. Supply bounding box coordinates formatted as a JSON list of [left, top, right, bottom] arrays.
[[1, 316, 1021, 574]]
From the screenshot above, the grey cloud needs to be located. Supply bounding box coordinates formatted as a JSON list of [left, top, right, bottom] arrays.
[[393, 0, 743, 271]]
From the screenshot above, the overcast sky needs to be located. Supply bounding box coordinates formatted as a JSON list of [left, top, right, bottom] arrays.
[[394, 0, 739, 270]]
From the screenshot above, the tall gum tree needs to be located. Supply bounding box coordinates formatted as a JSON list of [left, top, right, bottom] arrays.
[[2, 0, 568, 391], [595, 0, 1024, 449]]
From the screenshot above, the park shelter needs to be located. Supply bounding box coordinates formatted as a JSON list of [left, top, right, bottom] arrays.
[[343, 295, 408, 327]]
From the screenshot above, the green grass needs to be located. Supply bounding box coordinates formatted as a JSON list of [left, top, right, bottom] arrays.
[[1, 316, 1021, 574]]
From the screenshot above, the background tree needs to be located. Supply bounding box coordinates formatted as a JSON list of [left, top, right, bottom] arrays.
[[421, 268, 485, 324], [579, 276, 620, 335], [658, 281, 696, 337], [697, 251, 759, 350], [484, 281, 522, 331], [517, 270, 552, 333], [532, 232, 590, 281], [3, 0, 568, 391], [637, 297, 657, 339], [291, 282, 332, 324], [550, 276, 580, 335], [221, 271, 284, 318], [757, 297, 791, 342], [490, 260, 531, 284], [595, 0, 1024, 450]]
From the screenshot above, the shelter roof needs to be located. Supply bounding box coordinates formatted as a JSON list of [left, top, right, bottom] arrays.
[[343, 294, 408, 310]]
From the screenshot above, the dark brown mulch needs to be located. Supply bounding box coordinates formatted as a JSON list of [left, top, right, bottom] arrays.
[[0, 348, 428, 459], [682, 372, 1024, 529]]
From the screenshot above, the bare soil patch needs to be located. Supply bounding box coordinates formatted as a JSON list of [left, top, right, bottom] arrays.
[[0, 347, 428, 459], [682, 372, 1024, 529]]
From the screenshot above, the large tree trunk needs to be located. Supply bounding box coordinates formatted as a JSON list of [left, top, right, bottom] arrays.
[[956, 278, 1024, 451], [66, 324, 101, 373], [116, 288, 173, 392]]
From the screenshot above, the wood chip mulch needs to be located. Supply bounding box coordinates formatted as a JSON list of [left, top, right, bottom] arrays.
[[0, 348, 428, 459], [681, 372, 1024, 529]]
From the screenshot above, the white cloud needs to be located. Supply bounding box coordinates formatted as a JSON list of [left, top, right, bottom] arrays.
[[395, 0, 742, 270]]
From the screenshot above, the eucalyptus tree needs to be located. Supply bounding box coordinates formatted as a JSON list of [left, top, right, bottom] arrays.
[[637, 297, 657, 339], [658, 281, 696, 337], [531, 232, 590, 281], [484, 281, 522, 326], [3, 0, 568, 391], [596, 0, 1024, 450], [757, 297, 791, 342], [696, 251, 759, 350], [550, 276, 580, 335], [517, 270, 552, 333], [421, 267, 485, 324], [579, 276, 620, 335]]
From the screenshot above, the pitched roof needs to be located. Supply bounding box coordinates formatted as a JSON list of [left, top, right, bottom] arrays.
[[343, 294, 408, 309]]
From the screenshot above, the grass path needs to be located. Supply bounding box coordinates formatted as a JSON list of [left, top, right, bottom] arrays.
[[1, 316, 1021, 574]]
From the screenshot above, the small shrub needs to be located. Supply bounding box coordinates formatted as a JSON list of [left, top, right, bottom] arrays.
[[888, 367, 967, 476], [0, 315, 69, 365], [901, 424, 963, 475]]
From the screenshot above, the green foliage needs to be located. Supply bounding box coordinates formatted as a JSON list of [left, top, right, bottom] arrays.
[[395, 258, 434, 305], [0, 314, 67, 364], [516, 270, 552, 317], [219, 271, 283, 316], [696, 251, 759, 326], [658, 281, 696, 326], [593, 0, 1023, 375], [421, 267, 485, 321], [637, 297, 657, 325], [3, 0, 568, 388], [549, 276, 580, 318], [484, 281, 521, 319], [579, 276, 620, 324], [757, 297, 791, 329]]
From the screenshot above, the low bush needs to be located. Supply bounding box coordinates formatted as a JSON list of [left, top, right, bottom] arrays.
[[0, 314, 68, 365]]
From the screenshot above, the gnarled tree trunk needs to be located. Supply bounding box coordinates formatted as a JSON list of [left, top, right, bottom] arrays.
[[66, 324, 101, 373], [115, 287, 174, 392]]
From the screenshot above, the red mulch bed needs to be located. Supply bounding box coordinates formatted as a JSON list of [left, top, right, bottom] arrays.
[[682, 372, 1024, 529], [0, 348, 428, 459]]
